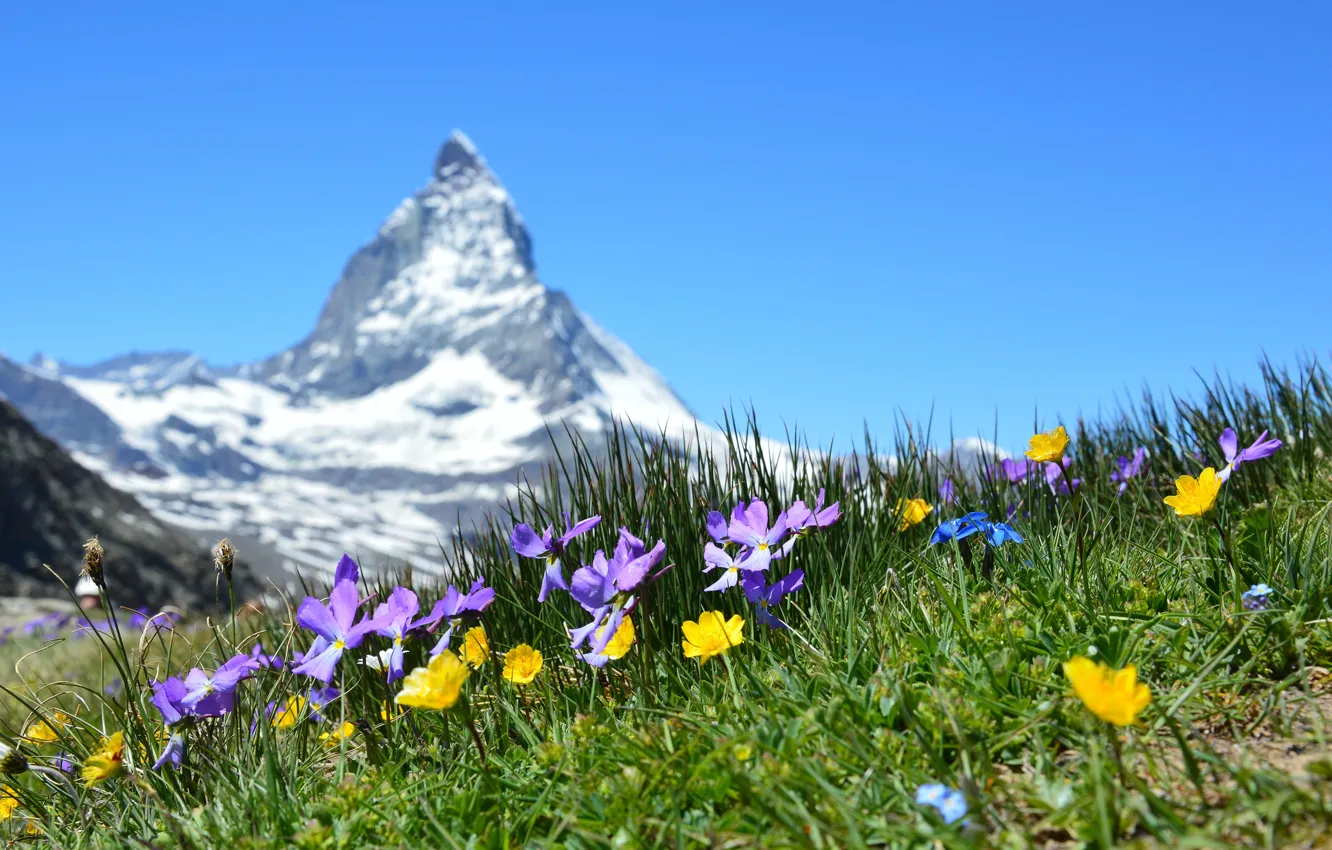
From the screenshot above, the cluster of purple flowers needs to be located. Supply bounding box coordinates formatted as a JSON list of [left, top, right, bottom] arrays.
[[702, 489, 841, 630], [989, 457, 1079, 497], [513, 515, 670, 666], [12, 607, 178, 645], [1110, 447, 1148, 495], [145, 553, 497, 769], [291, 554, 495, 684]]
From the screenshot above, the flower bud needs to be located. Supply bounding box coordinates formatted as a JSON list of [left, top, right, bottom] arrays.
[[0, 743, 28, 775]]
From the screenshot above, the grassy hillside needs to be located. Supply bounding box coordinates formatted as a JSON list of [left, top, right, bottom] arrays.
[[3, 357, 1332, 848]]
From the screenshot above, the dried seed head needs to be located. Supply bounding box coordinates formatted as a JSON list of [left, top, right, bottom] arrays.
[[82, 537, 105, 588], [0, 743, 28, 775], [214, 538, 236, 581]]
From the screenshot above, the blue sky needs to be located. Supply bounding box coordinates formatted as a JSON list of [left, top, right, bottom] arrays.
[[2, 2, 1329, 452]]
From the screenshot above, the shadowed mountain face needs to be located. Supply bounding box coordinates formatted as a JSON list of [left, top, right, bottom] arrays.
[[0, 132, 697, 583], [0, 399, 253, 607]]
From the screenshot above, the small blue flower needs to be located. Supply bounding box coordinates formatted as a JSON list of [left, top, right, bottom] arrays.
[[1242, 583, 1274, 612], [916, 782, 969, 825]]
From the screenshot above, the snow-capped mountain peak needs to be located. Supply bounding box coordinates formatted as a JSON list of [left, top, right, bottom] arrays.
[[1, 131, 696, 581]]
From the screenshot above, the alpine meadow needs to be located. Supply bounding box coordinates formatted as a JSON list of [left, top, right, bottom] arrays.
[[2, 355, 1332, 849]]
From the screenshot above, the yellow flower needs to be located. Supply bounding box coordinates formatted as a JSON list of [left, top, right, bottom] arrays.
[[598, 616, 635, 660], [0, 785, 18, 821], [81, 731, 125, 786], [462, 626, 489, 668], [1163, 467, 1222, 517], [895, 498, 932, 531], [502, 644, 543, 685], [395, 650, 470, 711], [1063, 657, 1151, 726], [319, 722, 357, 746], [681, 611, 745, 664], [23, 711, 69, 744], [380, 701, 404, 722], [1025, 425, 1070, 464], [272, 695, 306, 729]]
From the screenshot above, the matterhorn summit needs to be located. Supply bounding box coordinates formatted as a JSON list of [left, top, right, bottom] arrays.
[[0, 131, 697, 580]]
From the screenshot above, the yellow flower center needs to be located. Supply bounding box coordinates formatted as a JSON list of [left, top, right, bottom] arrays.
[[333, 639, 346, 651]]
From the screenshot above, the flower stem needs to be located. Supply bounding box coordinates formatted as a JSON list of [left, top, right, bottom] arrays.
[[462, 702, 488, 768]]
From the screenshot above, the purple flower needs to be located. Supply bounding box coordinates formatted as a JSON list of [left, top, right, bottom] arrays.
[[742, 569, 804, 629], [151, 677, 190, 726], [371, 587, 419, 682], [569, 528, 666, 656], [999, 458, 1033, 484], [54, 753, 74, 773], [248, 643, 285, 672], [333, 553, 360, 586], [512, 513, 602, 602], [292, 581, 382, 683], [151, 732, 185, 771], [701, 542, 764, 592], [307, 686, 341, 722], [785, 489, 842, 535], [726, 499, 787, 574], [705, 511, 729, 544], [128, 607, 151, 629], [1044, 458, 1080, 495], [938, 479, 957, 506], [181, 652, 261, 714], [1110, 447, 1148, 495], [1218, 428, 1283, 482], [412, 578, 495, 656]]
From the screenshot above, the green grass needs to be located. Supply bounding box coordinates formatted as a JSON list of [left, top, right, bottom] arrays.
[[4, 356, 1332, 848]]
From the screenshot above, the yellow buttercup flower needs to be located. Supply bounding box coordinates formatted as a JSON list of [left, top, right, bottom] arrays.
[[598, 616, 635, 660], [1163, 467, 1222, 517], [23, 712, 69, 744], [81, 731, 125, 786], [319, 722, 357, 746], [0, 785, 18, 821], [272, 695, 306, 729], [1025, 425, 1070, 464], [895, 498, 932, 531], [380, 701, 404, 722], [1063, 657, 1151, 726], [395, 650, 470, 711], [681, 611, 745, 664], [502, 644, 543, 685], [462, 626, 489, 668]]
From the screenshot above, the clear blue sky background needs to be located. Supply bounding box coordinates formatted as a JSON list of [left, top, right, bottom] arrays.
[[2, 2, 1329, 453]]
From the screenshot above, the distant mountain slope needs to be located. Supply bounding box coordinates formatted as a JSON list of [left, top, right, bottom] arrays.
[[1, 132, 698, 582], [0, 399, 250, 607]]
